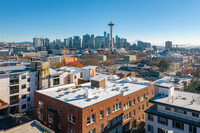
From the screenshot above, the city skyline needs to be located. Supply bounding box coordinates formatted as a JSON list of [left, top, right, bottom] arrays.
[[1, 0, 200, 45]]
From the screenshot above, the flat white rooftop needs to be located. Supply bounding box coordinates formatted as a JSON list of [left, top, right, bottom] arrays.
[[150, 90, 200, 112], [91, 74, 109, 81], [3, 120, 54, 133], [82, 66, 97, 70], [37, 80, 149, 109], [59, 66, 82, 74]]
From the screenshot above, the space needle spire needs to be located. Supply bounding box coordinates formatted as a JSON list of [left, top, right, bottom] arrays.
[[108, 21, 115, 49]]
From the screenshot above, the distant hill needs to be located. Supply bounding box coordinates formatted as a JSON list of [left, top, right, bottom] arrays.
[[18, 41, 33, 44]]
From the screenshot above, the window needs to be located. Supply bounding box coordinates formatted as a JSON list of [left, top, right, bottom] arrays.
[[146, 102, 149, 107], [107, 107, 110, 115], [100, 124, 104, 133], [48, 114, 53, 123], [38, 101, 43, 109], [27, 87, 30, 92], [68, 114, 76, 124], [138, 117, 140, 120], [21, 94, 26, 99], [87, 114, 95, 125], [172, 120, 184, 130], [21, 104, 26, 109], [80, 72, 83, 78], [146, 92, 149, 98], [68, 128, 75, 133], [148, 114, 154, 121], [112, 114, 122, 126], [138, 106, 140, 111], [74, 75, 77, 79], [141, 94, 145, 101], [53, 78, 60, 85], [137, 97, 140, 103], [142, 114, 144, 120], [148, 125, 154, 133], [27, 97, 30, 101], [107, 121, 110, 128], [124, 101, 131, 110], [133, 99, 135, 105], [165, 107, 171, 111], [151, 90, 154, 95], [174, 108, 187, 114], [123, 112, 131, 122], [158, 128, 168, 133], [10, 85, 19, 94], [38, 112, 43, 121], [10, 95, 19, 105], [192, 112, 199, 117], [100, 110, 104, 119], [189, 125, 197, 133], [21, 75, 26, 79], [21, 84, 26, 89], [58, 110, 62, 116], [142, 104, 144, 110], [133, 109, 135, 116], [112, 102, 121, 112], [58, 123, 62, 130], [27, 78, 30, 82], [158, 116, 168, 125], [10, 74, 19, 85], [88, 128, 95, 133]]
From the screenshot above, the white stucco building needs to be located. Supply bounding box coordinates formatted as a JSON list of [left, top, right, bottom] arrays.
[[0, 65, 38, 114], [145, 83, 200, 133]]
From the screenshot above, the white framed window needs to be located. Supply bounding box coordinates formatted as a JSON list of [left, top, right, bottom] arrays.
[[68, 114, 76, 124], [124, 101, 131, 110], [21, 84, 26, 89], [123, 112, 131, 122], [100, 110, 104, 119], [112, 102, 121, 112], [48, 114, 53, 123], [38, 112, 43, 121], [87, 114, 95, 125], [38, 101, 43, 109], [140, 94, 145, 101]]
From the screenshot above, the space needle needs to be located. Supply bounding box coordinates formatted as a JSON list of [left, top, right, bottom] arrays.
[[108, 21, 115, 49]]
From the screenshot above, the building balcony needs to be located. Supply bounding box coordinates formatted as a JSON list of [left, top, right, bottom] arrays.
[[145, 105, 200, 127]]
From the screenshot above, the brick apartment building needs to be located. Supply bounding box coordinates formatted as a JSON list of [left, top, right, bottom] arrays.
[[34, 75, 154, 133]]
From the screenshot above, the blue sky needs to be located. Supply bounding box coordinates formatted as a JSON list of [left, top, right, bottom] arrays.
[[0, 0, 200, 45]]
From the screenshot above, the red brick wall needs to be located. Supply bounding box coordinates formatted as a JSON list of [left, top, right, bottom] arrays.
[[34, 84, 155, 133]]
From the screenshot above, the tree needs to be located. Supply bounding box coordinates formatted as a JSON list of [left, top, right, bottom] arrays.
[[185, 80, 200, 93], [129, 121, 145, 133], [176, 71, 182, 76], [157, 59, 169, 72]]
